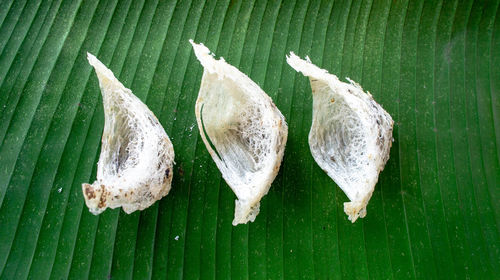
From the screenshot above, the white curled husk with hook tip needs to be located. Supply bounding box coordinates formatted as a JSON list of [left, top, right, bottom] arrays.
[[82, 53, 174, 215], [286, 52, 394, 223], [190, 40, 288, 226]]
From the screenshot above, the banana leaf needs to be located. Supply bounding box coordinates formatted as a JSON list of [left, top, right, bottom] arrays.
[[0, 0, 498, 279]]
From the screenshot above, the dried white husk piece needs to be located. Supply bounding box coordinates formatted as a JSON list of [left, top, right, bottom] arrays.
[[190, 40, 288, 225], [286, 53, 394, 222], [82, 53, 174, 215]]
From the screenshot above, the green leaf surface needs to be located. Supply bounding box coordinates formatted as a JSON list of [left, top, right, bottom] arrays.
[[0, 0, 499, 279]]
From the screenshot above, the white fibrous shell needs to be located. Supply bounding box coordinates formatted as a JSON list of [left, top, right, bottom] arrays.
[[286, 53, 394, 223], [82, 53, 174, 215], [190, 40, 288, 226]]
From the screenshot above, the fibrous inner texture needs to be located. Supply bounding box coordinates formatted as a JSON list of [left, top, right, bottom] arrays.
[[104, 108, 138, 175], [200, 74, 273, 193], [309, 82, 373, 202], [100, 91, 147, 184]]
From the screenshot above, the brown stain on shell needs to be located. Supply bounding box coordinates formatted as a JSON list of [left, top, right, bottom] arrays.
[[98, 185, 107, 208], [84, 184, 96, 199]]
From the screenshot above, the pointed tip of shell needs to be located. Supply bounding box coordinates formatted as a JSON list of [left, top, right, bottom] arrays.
[[285, 52, 304, 72], [189, 40, 214, 65], [189, 39, 210, 57], [189, 39, 229, 77], [87, 52, 109, 75], [87, 52, 125, 91], [286, 52, 331, 80], [87, 52, 97, 64], [87, 52, 118, 84]]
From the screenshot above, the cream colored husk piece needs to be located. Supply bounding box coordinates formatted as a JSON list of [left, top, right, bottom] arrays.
[[286, 53, 394, 222], [82, 53, 174, 215], [190, 40, 288, 225]]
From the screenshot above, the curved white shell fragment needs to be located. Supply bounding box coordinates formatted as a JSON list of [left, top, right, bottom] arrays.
[[190, 40, 288, 225], [286, 53, 394, 223], [82, 53, 174, 215]]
